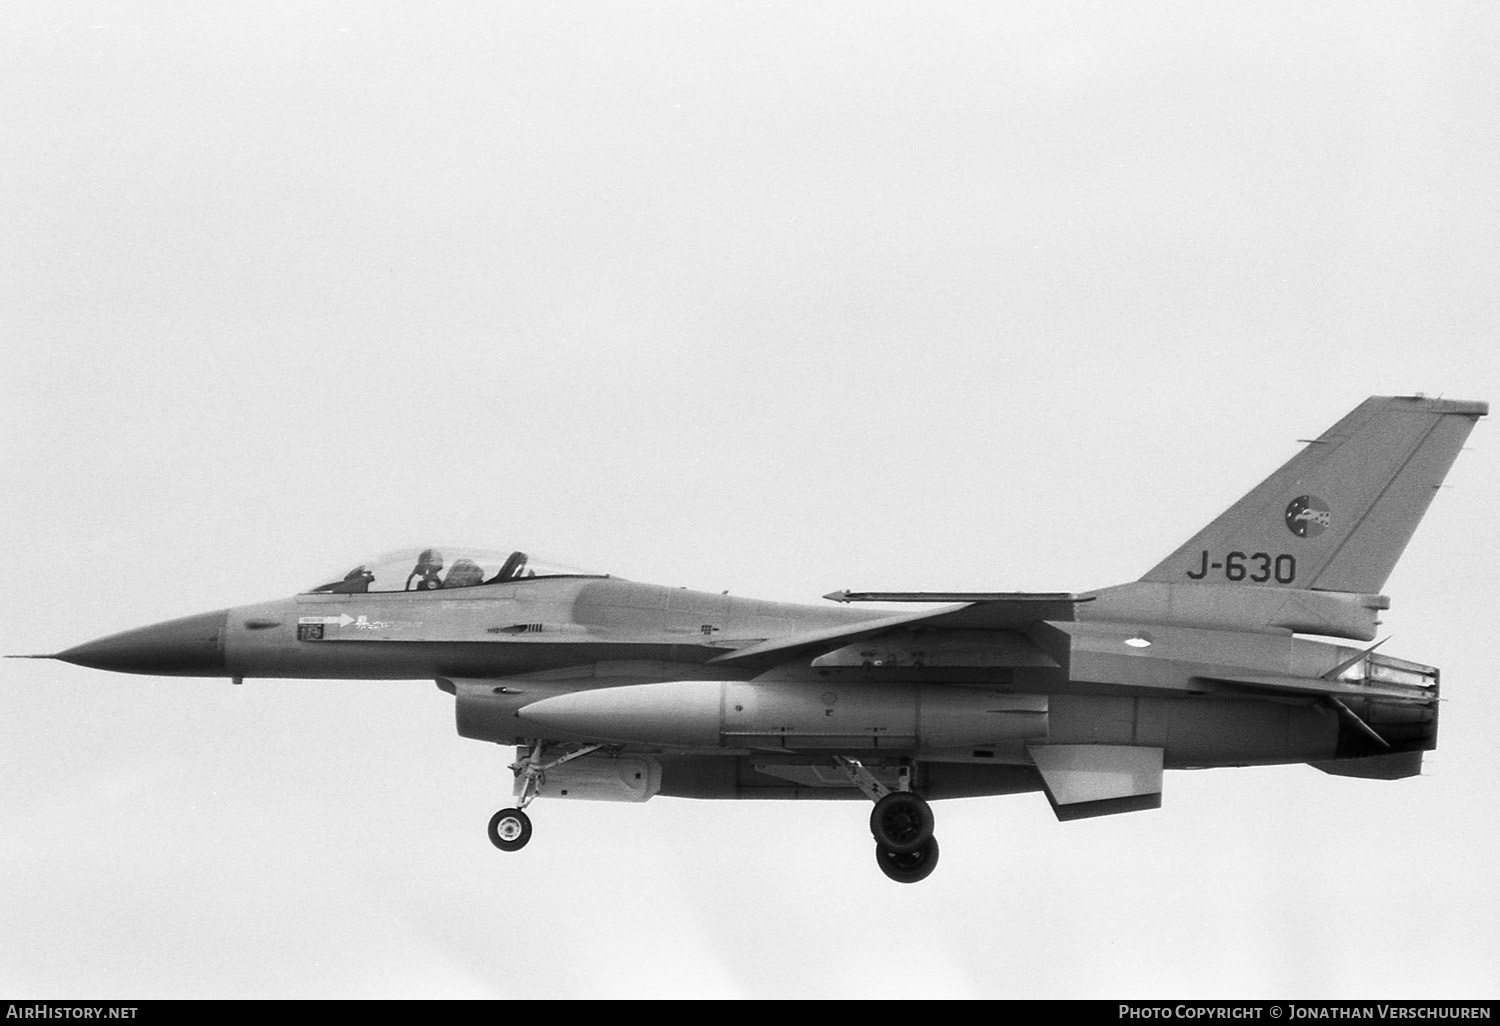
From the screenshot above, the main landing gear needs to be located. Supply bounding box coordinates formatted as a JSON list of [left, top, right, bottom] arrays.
[[834, 756, 940, 883], [486, 740, 603, 853]]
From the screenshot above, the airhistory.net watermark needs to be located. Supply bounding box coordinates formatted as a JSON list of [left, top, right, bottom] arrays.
[[6, 1008, 138, 1019]]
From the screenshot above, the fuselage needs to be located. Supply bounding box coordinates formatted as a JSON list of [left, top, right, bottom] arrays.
[[51, 574, 1437, 778]]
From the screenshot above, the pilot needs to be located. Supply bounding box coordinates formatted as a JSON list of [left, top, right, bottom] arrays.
[[445, 558, 484, 588], [406, 549, 445, 591]]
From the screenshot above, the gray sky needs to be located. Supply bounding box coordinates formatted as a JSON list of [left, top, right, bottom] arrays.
[[2, 1, 1497, 998]]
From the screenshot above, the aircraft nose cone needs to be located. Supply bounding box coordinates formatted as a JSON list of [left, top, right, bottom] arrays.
[[54, 609, 229, 676]]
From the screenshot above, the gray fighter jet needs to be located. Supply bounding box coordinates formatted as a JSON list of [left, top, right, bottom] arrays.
[[23, 395, 1486, 882]]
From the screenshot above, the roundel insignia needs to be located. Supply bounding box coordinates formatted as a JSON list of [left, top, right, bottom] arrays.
[[1285, 495, 1331, 538]]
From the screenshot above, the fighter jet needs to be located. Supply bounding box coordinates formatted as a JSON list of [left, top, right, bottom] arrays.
[[21, 395, 1486, 882]]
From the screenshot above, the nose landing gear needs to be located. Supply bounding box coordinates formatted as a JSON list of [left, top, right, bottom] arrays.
[[833, 756, 941, 883], [486, 740, 604, 853]]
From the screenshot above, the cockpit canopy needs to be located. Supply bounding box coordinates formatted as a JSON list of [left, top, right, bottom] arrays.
[[304, 547, 603, 594]]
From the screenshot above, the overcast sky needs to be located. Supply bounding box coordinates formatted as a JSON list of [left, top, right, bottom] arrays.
[[2, 1, 1497, 999]]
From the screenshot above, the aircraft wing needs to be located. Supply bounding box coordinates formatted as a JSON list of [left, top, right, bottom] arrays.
[[707, 593, 1091, 669]]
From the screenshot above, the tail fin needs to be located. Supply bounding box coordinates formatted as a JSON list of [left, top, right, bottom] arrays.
[[1140, 396, 1486, 594]]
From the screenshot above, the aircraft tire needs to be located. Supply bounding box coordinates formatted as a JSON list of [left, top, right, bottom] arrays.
[[875, 836, 940, 884], [488, 808, 532, 852], [869, 791, 934, 854]]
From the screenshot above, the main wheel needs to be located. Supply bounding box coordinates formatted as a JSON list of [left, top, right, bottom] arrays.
[[488, 807, 532, 852], [875, 836, 940, 884], [869, 791, 934, 854]]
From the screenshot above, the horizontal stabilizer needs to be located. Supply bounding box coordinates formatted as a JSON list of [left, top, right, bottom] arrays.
[[1029, 745, 1163, 821]]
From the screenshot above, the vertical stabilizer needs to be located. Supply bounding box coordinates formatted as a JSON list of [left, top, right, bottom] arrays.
[[1140, 396, 1486, 594]]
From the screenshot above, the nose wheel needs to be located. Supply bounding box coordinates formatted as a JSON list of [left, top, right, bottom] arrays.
[[488, 807, 532, 851]]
